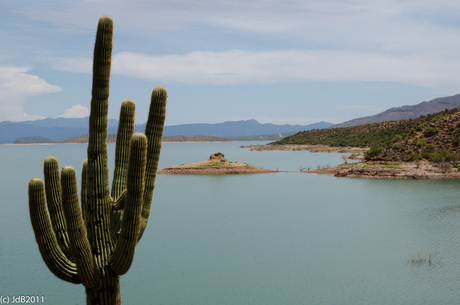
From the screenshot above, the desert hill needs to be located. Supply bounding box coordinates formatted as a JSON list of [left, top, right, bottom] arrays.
[[274, 108, 460, 163]]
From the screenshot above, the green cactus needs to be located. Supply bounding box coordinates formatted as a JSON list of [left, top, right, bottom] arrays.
[[28, 15, 167, 304]]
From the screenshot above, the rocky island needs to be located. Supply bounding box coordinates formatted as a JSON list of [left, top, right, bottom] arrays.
[[158, 152, 276, 175]]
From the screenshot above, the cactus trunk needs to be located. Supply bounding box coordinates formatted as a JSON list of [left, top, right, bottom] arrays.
[[28, 15, 167, 305], [85, 268, 120, 305]]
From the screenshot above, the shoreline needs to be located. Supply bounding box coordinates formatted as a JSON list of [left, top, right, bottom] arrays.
[[242, 144, 366, 157], [308, 161, 460, 179], [7, 141, 460, 179], [244, 143, 460, 179]]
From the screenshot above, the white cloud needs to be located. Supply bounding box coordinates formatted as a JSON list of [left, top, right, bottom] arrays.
[[58, 104, 90, 118], [48, 48, 460, 91], [107, 50, 460, 89], [12, 0, 460, 55], [0, 66, 61, 121], [12, 1, 460, 88]]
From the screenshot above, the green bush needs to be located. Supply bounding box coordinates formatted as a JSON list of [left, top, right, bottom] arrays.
[[409, 153, 423, 161], [416, 139, 426, 147], [392, 135, 403, 143], [423, 126, 438, 137], [365, 145, 383, 160], [451, 162, 460, 171], [453, 137, 460, 147]]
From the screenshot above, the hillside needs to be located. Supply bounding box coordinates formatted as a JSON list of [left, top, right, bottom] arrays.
[[273, 108, 460, 162], [334, 93, 460, 127]]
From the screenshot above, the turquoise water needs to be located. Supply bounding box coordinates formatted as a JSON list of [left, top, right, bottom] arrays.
[[1, 142, 460, 304]]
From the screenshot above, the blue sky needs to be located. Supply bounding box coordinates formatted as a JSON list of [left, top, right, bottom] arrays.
[[2, 0, 460, 126]]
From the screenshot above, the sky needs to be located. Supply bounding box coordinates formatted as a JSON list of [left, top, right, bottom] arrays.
[[2, 0, 460, 126]]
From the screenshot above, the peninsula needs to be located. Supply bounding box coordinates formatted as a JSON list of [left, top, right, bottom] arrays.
[[158, 152, 276, 175], [248, 108, 460, 179]]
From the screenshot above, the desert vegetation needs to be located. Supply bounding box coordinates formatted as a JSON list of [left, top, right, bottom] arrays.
[[273, 108, 460, 163]]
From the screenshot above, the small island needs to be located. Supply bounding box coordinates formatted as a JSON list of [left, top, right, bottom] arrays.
[[158, 152, 276, 175]]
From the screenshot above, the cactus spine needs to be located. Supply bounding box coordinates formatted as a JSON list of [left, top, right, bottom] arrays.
[[28, 15, 167, 305]]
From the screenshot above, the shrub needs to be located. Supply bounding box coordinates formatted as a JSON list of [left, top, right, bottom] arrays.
[[423, 126, 438, 137], [392, 135, 403, 143], [453, 137, 460, 147], [451, 162, 460, 171], [416, 139, 426, 147], [409, 153, 423, 161], [365, 145, 383, 160]]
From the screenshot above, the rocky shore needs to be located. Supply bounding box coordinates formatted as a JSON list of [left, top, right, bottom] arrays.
[[158, 153, 276, 175], [310, 161, 460, 179], [244, 144, 460, 179]]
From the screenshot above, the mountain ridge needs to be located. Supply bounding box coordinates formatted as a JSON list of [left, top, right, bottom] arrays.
[[334, 93, 460, 128], [0, 118, 332, 144]]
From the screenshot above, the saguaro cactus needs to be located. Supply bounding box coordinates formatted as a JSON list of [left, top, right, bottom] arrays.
[[28, 15, 167, 304]]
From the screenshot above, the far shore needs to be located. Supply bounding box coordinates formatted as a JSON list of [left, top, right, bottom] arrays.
[[7, 141, 460, 179], [244, 143, 460, 179], [241, 144, 366, 157]]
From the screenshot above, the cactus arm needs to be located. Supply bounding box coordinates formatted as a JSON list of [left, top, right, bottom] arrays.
[[110, 134, 147, 275], [28, 178, 80, 284], [61, 167, 101, 288], [43, 156, 72, 261], [138, 86, 167, 240], [86, 15, 115, 266], [81, 159, 88, 222], [111, 99, 136, 238], [111, 99, 136, 198], [112, 189, 127, 211]]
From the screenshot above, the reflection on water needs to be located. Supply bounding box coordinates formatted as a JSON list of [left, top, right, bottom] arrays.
[[1, 142, 460, 304]]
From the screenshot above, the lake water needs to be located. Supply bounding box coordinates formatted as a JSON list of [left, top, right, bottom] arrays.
[[1, 142, 460, 304]]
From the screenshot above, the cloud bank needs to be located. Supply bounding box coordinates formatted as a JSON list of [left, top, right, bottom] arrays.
[[4, 0, 460, 124], [58, 104, 90, 118], [0, 66, 61, 121], [49, 49, 460, 90]]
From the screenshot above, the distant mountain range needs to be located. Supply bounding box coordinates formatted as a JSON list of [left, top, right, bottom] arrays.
[[0, 118, 332, 144], [0, 117, 120, 144], [4, 93, 460, 144], [334, 93, 460, 128], [161, 119, 332, 138]]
